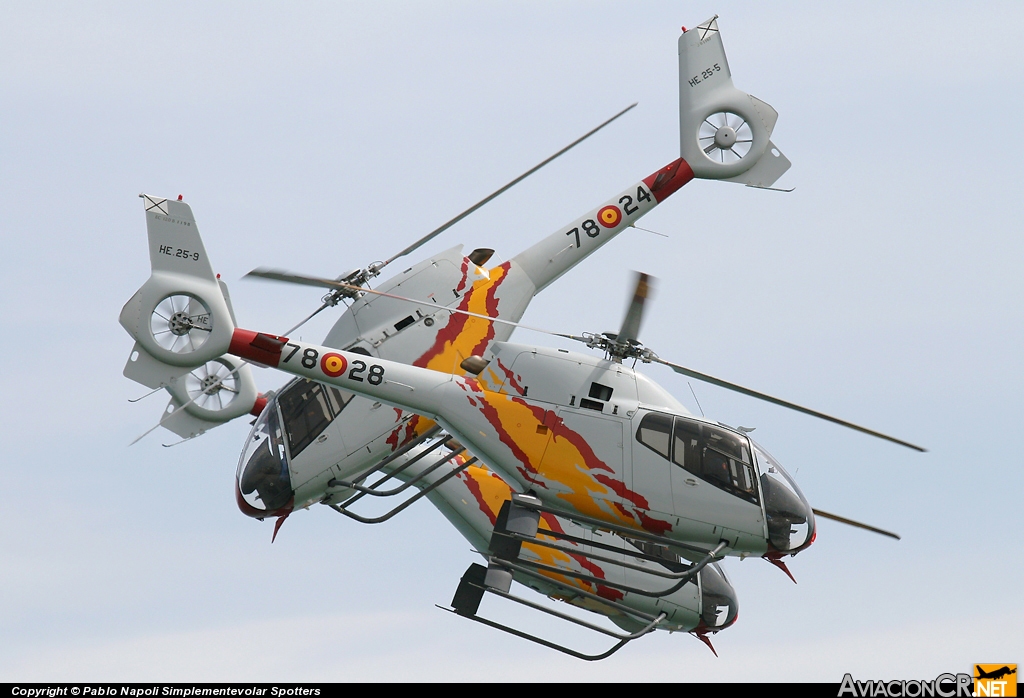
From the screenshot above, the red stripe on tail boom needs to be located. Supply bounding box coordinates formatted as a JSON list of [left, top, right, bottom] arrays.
[[230, 329, 288, 367], [642, 158, 695, 203]]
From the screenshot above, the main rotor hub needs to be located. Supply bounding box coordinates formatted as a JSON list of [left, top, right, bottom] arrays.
[[168, 311, 192, 336], [714, 126, 738, 150], [580, 332, 657, 364]]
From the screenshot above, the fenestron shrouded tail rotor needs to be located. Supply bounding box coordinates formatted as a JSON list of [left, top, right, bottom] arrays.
[[183, 359, 240, 412], [149, 293, 213, 355], [678, 16, 791, 188], [698, 111, 754, 163]]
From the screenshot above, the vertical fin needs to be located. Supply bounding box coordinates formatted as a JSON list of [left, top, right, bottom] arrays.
[[678, 17, 791, 187]]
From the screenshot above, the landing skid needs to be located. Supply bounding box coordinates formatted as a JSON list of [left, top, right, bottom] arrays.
[[439, 562, 666, 661], [440, 493, 728, 660], [491, 493, 727, 598]]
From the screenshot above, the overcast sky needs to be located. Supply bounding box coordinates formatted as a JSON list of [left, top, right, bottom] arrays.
[[1, 1, 1021, 682]]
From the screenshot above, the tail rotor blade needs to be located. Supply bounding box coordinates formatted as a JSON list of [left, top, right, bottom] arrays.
[[650, 357, 926, 452]]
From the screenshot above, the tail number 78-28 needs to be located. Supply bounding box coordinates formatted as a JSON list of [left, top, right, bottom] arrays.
[[283, 343, 385, 385]]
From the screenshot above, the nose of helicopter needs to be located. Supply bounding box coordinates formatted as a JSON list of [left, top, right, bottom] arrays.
[[752, 441, 816, 554], [700, 562, 738, 630], [235, 395, 294, 519]]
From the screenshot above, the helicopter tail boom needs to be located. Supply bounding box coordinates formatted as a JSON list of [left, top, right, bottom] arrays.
[[510, 160, 693, 294]]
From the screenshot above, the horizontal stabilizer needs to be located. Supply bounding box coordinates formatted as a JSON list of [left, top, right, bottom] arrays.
[[123, 341, 190, 389], [723, 139, 791, 188], [161, 397, 223, 440]]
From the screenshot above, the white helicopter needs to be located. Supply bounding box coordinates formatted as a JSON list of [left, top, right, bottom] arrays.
[[121, 18, 917, 658], [124, 264, 919, 658], [122, 16, 792, 534]]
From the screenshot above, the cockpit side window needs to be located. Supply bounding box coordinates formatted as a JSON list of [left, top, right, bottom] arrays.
[[636, 412, 673, 459], [278, 380, 352, 459], [666, 417, 759, 505], [637, 413, 759, 505]]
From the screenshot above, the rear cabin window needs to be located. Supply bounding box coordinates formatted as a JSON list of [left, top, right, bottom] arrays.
[[636, 412, 673, 459]]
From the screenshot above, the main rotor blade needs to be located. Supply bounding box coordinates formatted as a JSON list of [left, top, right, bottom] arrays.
[[251, 273, 575, 341], [280, 300, 332, 336], [651, 357, 926, 452], [246, 268, 347, 291], [617, 272, 654, 345], [245, 104, 638, 326], [812, 508, 901, 540], [243, 270, 359, 335], [381, 102, 639, 267]]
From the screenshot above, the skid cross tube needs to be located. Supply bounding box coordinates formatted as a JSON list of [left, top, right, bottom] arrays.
[[509, 494, 721, 557], [500, 527, 692, 577], [440, 577, 665, 661], [325, 457, 477, 524], [329, 436, 455, 497], [504, 529, 725, 582], [497, 540, 727, 599], [341, 442, 456, 498]]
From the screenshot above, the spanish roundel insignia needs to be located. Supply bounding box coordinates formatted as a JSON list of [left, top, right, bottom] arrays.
[[320, 352, 347, 378], [598, 205, 622, 228]]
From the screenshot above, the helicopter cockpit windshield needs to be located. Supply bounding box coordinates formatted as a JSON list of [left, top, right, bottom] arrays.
[[236, 402, 291, 515], [751, 440, 815, 552]]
